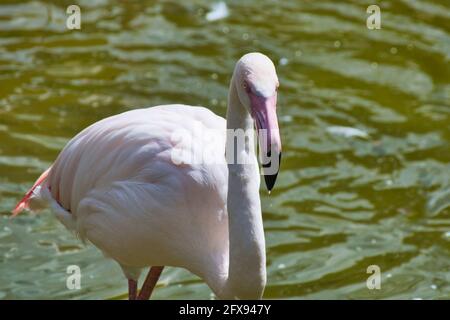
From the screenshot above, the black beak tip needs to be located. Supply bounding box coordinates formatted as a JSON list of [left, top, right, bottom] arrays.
[[264, 172, 278, 192], [263, 151, 282, 192]]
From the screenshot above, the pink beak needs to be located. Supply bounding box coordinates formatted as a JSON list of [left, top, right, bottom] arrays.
[[249, 92, 282, 191]]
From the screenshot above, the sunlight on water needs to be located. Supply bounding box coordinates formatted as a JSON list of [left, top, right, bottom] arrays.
[[0, 0, 449, 299]]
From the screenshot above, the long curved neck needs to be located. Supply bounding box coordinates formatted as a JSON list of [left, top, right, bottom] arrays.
[[220, 78, 266, 299]]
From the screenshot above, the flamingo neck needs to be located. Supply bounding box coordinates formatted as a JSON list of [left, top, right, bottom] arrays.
[[217, 78, 266, 299]]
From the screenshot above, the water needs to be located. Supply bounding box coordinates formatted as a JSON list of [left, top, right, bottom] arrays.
[[0, 0, 449, 299]]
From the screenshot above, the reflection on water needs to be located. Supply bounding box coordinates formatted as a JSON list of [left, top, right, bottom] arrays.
[[0, 0, 449, 299]]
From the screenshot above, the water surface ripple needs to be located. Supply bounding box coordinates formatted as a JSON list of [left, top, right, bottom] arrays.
[[0, 0, 449, 299]]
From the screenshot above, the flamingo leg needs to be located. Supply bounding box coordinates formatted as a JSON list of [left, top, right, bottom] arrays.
[[137, 266, 164, 300], [128, 279, 138, 300]]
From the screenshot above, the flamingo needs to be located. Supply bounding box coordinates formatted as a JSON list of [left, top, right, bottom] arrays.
[[12, 52, 281, 300]]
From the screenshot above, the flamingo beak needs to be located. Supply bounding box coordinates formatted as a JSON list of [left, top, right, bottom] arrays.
[[249, 93, 282, 192]]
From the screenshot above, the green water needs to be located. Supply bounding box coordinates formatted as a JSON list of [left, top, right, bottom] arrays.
[[0, 0, 449, 300]]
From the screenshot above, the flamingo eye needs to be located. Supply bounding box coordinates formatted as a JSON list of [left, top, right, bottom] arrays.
[[243, 82, 251, 93]]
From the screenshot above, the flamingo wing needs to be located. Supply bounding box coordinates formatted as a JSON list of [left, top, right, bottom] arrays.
[[14, 104, 230, 280]]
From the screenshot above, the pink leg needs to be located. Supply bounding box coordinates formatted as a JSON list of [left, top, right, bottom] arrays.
[[137, 266, 164, 300], [128, 279, 137, 300]]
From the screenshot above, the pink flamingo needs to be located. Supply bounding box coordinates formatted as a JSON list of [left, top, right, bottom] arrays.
[[13, 53, 281, 300]]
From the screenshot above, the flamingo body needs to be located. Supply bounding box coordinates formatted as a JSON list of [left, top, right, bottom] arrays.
[[14, 53, 281, 299], [52, 106, 231, 284]]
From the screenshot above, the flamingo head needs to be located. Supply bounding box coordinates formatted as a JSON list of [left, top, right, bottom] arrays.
[[233, 52, 281, 192]]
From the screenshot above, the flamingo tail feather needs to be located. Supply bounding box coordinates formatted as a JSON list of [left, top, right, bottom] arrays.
[[12, 167, 52, 216]]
